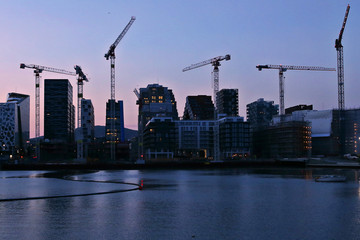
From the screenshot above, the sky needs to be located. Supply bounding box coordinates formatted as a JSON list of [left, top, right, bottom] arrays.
[[0, 0, 359, 137]]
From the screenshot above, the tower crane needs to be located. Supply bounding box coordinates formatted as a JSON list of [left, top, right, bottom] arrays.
[[256, 64, 336, 115], [20, 63, 76, 160], [133, 88, 140, 100], [104, 16, 135, 162], [183, 54, 231, 109], [335, 4, 350, 110], [183, 54, 230, 161], [74, 65, 88, 160], [133, 88, 143, 161], [20, 63, 88, 160]]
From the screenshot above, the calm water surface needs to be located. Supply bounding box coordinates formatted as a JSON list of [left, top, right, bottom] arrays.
[[1, 168, 360, 239]]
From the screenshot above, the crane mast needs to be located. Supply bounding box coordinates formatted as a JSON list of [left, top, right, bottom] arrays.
[[335, 4, 350, 110], [256, 64, 336, 115], [183, 54, 231, 161], [74, 65, 89, 161], [104, 16, 135, 162]]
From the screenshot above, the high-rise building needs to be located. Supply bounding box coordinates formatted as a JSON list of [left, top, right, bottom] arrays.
[[183, 95, 214, 120], [0, 93, 30, 154], [81, 99, 95, 143], [137, 83, 178, 130], [105, 99, 124, 143], [216, 89, 239, 117], [136, 83, 178, 159], [44, 79, 75, 143], [246, 98, 279, 130]]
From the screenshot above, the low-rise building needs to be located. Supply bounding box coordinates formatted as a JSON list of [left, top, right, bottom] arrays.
[[142, 116, 250, 162], [218, 117, 250, 159]]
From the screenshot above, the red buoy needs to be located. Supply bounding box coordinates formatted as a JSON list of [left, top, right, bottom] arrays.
[[139, 180, 143, 190]]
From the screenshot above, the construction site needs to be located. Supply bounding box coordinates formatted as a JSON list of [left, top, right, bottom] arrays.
[[0, 4, 359, 164]]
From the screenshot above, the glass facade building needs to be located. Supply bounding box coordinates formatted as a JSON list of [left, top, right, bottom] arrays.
[[44, 79, 75, 143]]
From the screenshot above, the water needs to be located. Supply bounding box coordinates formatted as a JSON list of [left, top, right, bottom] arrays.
[[1, 168, 360, 239]]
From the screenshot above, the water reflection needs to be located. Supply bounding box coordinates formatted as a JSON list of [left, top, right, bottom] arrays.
[[1, 168, 360, 239]]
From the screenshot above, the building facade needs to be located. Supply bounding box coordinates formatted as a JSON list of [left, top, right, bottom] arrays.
[[137, 83, 178, 131], [105, 99, 125, 143], [44, 79, 75, 143], [136, 84, 178, 159], [141, 116, 250, 162], [0, 93, 30, 155], [183, 95, 215, 120], [252, 121, 311, 158], [246, 98, 279, 130], [271, 108, 360, 157], [216, 89, 239, 117], [143, 117, 176, 160], [218, 117, 250, 159], [81, 99, 95, 142], [176, 119, 215, 160]]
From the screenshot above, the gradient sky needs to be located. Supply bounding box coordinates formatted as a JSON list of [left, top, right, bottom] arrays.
[[0, 0, 359, 137]]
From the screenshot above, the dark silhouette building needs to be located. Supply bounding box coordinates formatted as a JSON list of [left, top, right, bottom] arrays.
[[183, 95, 215, 120], [143, 117, 176, 161], [216, 89, 239, 116], [246, 98, 279, 130], [141, 116, 250, 162], [44, 79, 75, 143], [136, 83, 178, 160], [285, 105, 313, 115], [252, 121, 311, 158], [137, 84, 178, 130], [218, 117, 250, 159], [105, 100, 125, 143]]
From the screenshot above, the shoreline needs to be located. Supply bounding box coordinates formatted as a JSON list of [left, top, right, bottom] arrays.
[[2, 158, 360, 170]]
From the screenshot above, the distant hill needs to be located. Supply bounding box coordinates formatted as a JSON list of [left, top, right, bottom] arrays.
[[95, 125, 138, 140], [75, 126, 138, 141]]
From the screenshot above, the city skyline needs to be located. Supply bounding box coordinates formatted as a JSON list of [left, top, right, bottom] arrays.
[[1, 1, 359, 137]]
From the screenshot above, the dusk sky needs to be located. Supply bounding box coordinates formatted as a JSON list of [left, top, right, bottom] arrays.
[[1, 0, 359, 137]]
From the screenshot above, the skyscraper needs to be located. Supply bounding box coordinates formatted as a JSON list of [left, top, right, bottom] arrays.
[[0, 93, 30, 154], [183, 95, 214, 120], [44, 79, 75, 143], [105, 99, 124, 143], [216, 89, 239, 117]]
